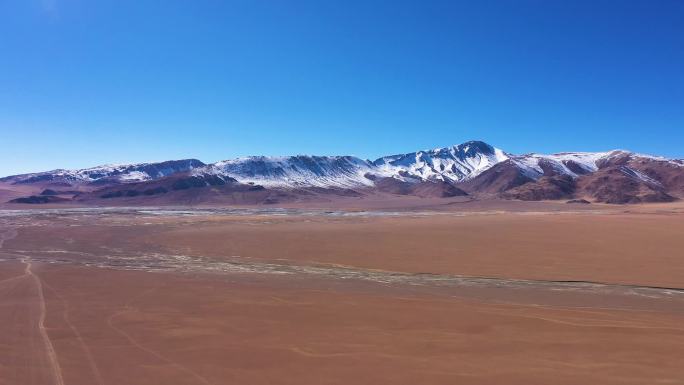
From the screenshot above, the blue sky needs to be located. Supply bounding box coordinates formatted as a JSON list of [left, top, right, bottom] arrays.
[[1, 0, 683, 176]]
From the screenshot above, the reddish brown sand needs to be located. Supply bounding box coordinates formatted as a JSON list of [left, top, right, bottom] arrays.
[[1, 204, 684, 384], [149, 212, 684, 288]]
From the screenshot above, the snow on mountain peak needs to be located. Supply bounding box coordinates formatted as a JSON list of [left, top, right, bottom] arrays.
[[2, 159, 205, 185], [372, 140, 509, 183], [189, 141, 512, 189], [200, 155, 377, 188], [6, 141, 678, 192], [510, 151, 613, 179]]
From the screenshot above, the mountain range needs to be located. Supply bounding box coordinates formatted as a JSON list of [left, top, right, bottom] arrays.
[[2, 141, 683, 205]]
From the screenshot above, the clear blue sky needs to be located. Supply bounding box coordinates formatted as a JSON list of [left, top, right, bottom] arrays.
[[1, 0, 683, 176]]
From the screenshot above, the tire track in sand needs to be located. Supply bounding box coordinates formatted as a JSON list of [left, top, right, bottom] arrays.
[[24, 259, 66, 385], [43, 280, 106, 385]]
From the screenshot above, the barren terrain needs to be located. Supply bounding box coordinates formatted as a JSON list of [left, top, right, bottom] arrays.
[[1, 202, 683, 384]]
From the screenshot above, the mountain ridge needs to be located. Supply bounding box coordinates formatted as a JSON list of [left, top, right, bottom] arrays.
[[2, 141, 682, 205]]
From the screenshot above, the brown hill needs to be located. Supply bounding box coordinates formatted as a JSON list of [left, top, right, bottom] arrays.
[[371, 176, 468, 198], [458, 160, 535, 195], [503, 175, 576, 201]]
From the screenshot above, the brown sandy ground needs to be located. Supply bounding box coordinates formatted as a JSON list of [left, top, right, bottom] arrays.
[[1, 204, 684, 384], [1, 261, 684, 385], [7, 205, 683, 287], [0, 261, 64, 385], [152, 212, 684, 288]]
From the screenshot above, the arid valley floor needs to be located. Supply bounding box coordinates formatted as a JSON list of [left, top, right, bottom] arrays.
[[1, 201, 684, 384]]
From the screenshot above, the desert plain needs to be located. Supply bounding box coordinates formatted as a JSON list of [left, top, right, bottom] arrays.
[[1, 200, 684, 384]]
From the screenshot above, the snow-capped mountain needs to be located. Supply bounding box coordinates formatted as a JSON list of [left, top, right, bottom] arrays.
[[201, 155, 378, 188], [4, 143, 681, 191], [508, 150, 683, 181], [373, 141, 509, 183], [509, 151, 618, 179], [469, 150, 684, 203], [3, 141, 683, 205], [1, 159, 205, 185], [196, 141, 510, 188]]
